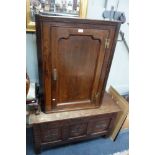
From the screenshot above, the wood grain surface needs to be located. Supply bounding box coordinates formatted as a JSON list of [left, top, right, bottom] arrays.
[[29, 92, 121, 124]]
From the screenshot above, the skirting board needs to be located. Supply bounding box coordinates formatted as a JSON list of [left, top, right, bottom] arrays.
[[106, 84, 129, 96], [108, 86, 129, 141]]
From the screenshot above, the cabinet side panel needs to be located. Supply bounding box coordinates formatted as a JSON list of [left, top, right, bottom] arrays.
[[35, 16, 45, 111], [36, 15, 53, 112], [100, 24, 121, 104], [42, 23, 52, 112]]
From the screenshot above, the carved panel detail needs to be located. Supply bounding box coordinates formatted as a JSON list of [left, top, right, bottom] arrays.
[[40, 124, 62, 142], [91, 119, 111, 133], [69, 123, 87, 137]]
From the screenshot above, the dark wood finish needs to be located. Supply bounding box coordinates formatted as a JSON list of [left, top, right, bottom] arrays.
[[33, 113, 116, 153], [33, 125, 41, 154], [35, 14, 121, 113], [31, 93, 121, 154]]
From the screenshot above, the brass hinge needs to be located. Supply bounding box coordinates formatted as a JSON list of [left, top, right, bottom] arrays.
[[105, 38, 110, 49], [93, 92, 100, 101]]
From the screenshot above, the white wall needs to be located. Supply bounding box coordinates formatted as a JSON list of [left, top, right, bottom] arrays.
[[26, 33, 39, 83], [87, 0, 106, 19], [26, 0, 129, 95], [87, 0, 129, 95], [106, 39, 129, 94]]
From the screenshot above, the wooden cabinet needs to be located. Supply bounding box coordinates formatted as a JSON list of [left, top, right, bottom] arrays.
[[35, 15, 121, 113], [31, 15, 122, 154]]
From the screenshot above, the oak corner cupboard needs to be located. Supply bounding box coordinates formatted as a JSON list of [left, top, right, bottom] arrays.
[[35, 14, 121, 113]]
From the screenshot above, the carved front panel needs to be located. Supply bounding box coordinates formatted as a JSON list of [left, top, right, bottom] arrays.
[[69, 123, 87, 138], [91, 118, 111, 134], [34, 113, 116, 150], [40, 123, 62, 142]]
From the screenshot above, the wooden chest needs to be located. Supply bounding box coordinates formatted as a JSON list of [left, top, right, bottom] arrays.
[[35, 15, 121, 113], [29, 93, 121, 154]]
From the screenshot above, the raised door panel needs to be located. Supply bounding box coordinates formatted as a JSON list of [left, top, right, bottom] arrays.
[[57, 35, 99, 103], [51, 27, 109, 111]]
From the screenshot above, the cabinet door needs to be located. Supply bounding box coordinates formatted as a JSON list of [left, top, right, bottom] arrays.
[[51, 27, 110, 111]]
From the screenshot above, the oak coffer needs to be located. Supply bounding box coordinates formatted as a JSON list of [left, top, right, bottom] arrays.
[[35, 14, 121, 113], [29, 93, 121, 154]]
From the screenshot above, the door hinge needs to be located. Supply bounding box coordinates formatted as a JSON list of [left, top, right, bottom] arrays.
[[93, 92, 100, 101], [105, 38, 110, 49], [53, 68, 57, 81]]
